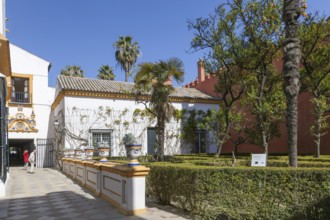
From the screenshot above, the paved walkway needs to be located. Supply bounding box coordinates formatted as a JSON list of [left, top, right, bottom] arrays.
[[0, 167, 189, 220]]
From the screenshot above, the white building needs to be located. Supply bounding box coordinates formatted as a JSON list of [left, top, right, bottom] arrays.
[[0, 0, 220, 197], [52, 76, 219, 157], [8, 44, 55, 165]]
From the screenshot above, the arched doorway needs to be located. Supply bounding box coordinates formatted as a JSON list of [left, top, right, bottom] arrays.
[[8, 139, 34, 166]]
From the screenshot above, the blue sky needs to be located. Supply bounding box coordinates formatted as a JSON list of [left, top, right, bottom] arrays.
[[6, 0, 330, 87]]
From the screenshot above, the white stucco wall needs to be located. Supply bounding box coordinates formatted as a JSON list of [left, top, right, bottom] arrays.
[[8, 44, 55, 141], [0, 0, 5, 36], [10, 44, 50, 76], [54, 95, 219, 156]]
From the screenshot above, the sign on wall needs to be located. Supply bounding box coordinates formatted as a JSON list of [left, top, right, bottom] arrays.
[[251, 153, 267, 167]]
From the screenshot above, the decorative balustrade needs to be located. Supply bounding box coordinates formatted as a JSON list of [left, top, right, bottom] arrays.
[[62, 158, 150, 215]]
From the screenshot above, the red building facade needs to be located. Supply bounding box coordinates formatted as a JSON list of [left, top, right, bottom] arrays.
[[184, 61, 330, 155]]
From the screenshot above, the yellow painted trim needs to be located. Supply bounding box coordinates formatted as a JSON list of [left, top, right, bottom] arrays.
[[64, 159, 150, 177], [75, 178, 84, 186], [118, 207, 147, 216], [100, 194, 122, 209], [52, 89, 220, 109], [0, 34, 11, 78], [62, 159, 149, 216], [102, 164, 150, 177], [0, 34, 12, 103], [84, 161, 102, 170], [9, 130, 38, 133], [101, 194, 147, 216], [85, 184, 100, 196], [8, 117, 38, 133], [51, 91, 64, 109], [8, 103, 33, 108]]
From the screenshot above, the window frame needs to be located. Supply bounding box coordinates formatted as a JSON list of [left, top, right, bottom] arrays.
[[89, 129, 113, 148], [9, 73, 33, 107]]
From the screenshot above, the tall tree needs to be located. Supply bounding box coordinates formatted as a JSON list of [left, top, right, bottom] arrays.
[[300, 14, 330, 158], [97, 65, 115, 80], [114, 36, 140, 82], [189, 0, 286, 156], [60, 65, 84, 77], [233, 0, 286, 156], [283, 0, 301, 167], [134, 57, 184, 161], [188, 4, 248, 156]]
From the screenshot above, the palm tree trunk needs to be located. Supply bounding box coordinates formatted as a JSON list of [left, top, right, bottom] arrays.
[[283, 0, 301, 167], [157, 114, 165, 161], [125, 71, 129, 82]]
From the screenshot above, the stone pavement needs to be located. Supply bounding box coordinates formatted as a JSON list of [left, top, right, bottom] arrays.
[[0, 167, 190, 220]]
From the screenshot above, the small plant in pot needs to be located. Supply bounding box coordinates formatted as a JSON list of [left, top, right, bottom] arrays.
[[63, 148, 69, 158], [84, 146, 95, 160], [74, 147, 83, 159], [97, 141, 110, 162], [122, 133, 142, 166]]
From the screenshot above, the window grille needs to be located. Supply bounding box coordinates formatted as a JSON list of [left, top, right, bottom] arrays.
[[89, 129, 112, 148], [10, 77, 31, 103]]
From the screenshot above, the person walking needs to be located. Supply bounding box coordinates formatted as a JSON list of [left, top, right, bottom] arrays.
[[23, 150, 29, 170], [28, 149, 36, 173]]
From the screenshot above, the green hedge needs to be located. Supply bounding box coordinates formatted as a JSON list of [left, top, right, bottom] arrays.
[[146, 164, 330, 220]]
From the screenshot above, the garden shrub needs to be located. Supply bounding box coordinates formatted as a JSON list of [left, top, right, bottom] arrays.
[[146, 164, 330, 220]]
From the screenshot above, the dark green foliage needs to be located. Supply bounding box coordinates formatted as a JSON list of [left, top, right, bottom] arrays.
[[114, 35, 140, 82], [122, 133, 137, 145], [181, 110, 207, 151], [146, 164, 330, 219], [97, 65, 115, 80], [134, 58, 184, 161], [60, 65, 84, 77]]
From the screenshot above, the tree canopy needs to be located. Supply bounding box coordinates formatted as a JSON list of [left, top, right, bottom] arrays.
[[134, 57, 184, 160], [189, 0, 286, 156], [300, 13, 330, 158], [97, 65, 115, 80], [60, 65, 84, 77], [114, 36, 140, 82]]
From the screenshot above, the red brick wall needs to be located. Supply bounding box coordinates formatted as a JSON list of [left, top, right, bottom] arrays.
[[185, 60, 330, 155]]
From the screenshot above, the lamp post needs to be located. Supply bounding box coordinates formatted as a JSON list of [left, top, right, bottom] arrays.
[[54, 119, 60, 130]]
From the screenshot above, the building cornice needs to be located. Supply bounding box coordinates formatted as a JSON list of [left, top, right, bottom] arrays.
[[51, 90, 220, 109]]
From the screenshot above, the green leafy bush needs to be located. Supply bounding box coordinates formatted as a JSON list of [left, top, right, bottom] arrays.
[[146, 164, 330, 219]]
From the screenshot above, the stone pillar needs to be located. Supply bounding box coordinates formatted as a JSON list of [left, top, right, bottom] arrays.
[[109, 165, 150, 215]]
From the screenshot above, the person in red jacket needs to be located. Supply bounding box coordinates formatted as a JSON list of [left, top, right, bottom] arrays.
[[23, 150, 29, 170]]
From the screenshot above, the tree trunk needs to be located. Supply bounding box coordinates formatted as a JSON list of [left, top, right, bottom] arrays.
[[125, 71, 129, 82], [157, 114, 165, 161], [283, 0, 301, 167], [217, 140, 223, 157], [315, 107, 322, 158], [262, 130, 269, 156]]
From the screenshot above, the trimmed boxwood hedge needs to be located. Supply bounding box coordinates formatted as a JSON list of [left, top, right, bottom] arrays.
[[146, 164, 330, 220]]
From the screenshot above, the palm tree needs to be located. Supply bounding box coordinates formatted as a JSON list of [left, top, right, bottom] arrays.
[[60, 65, 84, 77], [134, 57, 184, 161], [114, 36, 140, 82], [283, 0, 301, 167], [97, 65, 115, 80]]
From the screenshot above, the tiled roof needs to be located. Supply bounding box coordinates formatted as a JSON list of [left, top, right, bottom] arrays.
[[57, 75, 219, 100]]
